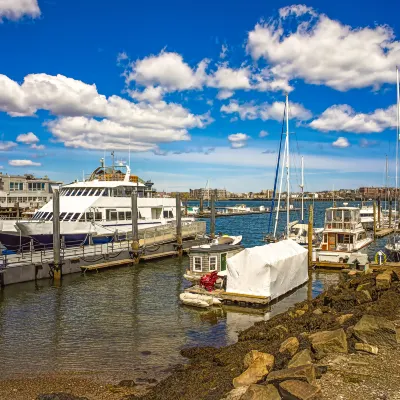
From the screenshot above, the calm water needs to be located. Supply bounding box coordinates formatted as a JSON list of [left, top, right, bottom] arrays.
[[0, 201, 385, 382]]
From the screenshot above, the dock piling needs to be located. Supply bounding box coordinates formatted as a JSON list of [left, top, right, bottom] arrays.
[[199, 196, 204, 215], [308, 205, 313, 269], [176, 193, 183, 256], [52, 189, 62, 281], [131, 191, 140, 263], [389, 199, 393, 228], [210, 194, 216, 239], [377, 197, 381, 229], [373, 201, 377, 239]]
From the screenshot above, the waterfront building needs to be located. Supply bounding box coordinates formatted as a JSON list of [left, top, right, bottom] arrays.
[[0, 173, 62, 209], [189, 188, 229, 199]]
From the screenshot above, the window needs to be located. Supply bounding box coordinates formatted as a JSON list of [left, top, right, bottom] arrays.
[[95, 212, 102, 221], [82, 189, 89, 196], [118, 211, 125, 220], [10, 182, 24, 191], [85, 212, 94, 221], [60, 212, 67, 220], [209, 256, 217, 271], [65, 213, 74, 221], [28, 182, 45, 191], [102, 188, 109, 196], [42, 212, 49, 220], [163, 210, 169, 218], [70, 213, 80, 221], [193, 256, 202, 272], [76, 189, 83, 196], [47, 212, 53, 220], [126, 211, 131, 220]]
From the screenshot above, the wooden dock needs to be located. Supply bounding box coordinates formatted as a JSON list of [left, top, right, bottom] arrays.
[[184, 286, 270, 306], [375, 228, 394, 238]]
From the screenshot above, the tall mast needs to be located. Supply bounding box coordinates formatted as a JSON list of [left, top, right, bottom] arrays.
[[385, 155, 388, 212], [300, 156, 304, 223], [286, 94, 290, 238], [274, 131, 287, 238], [396, 66, 400, 230]]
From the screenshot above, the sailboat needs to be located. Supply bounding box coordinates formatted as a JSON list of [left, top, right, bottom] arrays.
[[385, 66, 400, 261]]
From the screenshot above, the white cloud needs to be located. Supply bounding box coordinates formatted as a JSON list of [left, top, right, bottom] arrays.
[[9, 159, 41, 167], [216, 90, 234, 100], [0, 141, 17, 151], [207, 66, 251, 90], [247, 6, 400, 91], [31, 143, 45, 150], [0, 0, 40, 21], [0, 72, 212, 151], [228, 133, 250, 149], [332, 137, 350, 148], [125, 51, 208, 91], [220, 44, 228, 59], [221, 100, 312, 122], [259, 130, 269, 137], [128, 86, 165, 103], [16, 131, 39, 144], [359, 139, 378, 148], [310, 104, 397, 133]]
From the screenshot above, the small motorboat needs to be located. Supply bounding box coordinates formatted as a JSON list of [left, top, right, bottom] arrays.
[[211, 234, 242, 245], [179, 292, 221, 308]]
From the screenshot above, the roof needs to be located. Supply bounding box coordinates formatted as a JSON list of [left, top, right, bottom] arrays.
[[189, 244, 244, 253], [326, 207, 359, 211], [63, 180, 146, 188]]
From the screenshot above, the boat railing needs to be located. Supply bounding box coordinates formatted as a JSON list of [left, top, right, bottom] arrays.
[[0, 221, 207, 270], [324, 222, 358, 230]]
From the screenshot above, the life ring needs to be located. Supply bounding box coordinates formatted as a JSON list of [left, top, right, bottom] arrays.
[[374, 251, 387, 265]]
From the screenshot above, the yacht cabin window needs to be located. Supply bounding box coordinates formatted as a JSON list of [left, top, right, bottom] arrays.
[[193, 257, 202, 272], [70, 213, 80, 221], [65, 213, 74, 221]]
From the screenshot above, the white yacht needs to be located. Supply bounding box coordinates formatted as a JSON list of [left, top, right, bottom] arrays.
[[14, 158, 193, 247], [317, 206, 372, 265], [288, 222, 323, 247]]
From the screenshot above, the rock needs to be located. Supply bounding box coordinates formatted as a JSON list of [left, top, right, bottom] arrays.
[[221, 386, 248, 400], [356, 282, 371, 291], [356, 290, 372, 304], [118, 380, 137, 387], [266, 364, 316, 385], [233, 351, 275, 388], [312, 309, 323, 315], [296, 309, 306, 317], [141, 350, 152, 356], [336, 314, 354, 325], [279, 380, 322, 400], [241, 384, 281, 400], [288, 349, 313, 368], [376, 272, 392, 289], [315, 365, 328, 378], [37, 395, 89, 400], [271, 325, 289, 339], [309, 328, 348, 356], [355, 342, 378, 355], [354, 314, 399, 346], [279, 337, 300, 356]]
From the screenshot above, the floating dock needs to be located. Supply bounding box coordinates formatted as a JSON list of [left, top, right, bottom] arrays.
[[374, 228, 394, 238], [0, 221, 207, 287]]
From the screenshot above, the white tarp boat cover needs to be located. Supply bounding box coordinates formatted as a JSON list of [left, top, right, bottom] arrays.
[[226, 240, 308, 300]]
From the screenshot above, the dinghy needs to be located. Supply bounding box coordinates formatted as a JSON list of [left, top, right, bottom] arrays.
[[179, 292, 221, 308]]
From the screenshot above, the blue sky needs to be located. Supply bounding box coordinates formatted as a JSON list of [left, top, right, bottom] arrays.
[[0, 0, 399, 192]]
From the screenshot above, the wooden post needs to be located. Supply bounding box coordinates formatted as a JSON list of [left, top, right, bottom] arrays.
[[131, 191, 140, 263], [52, 189, 62, 281], [184, 198, 188, 217], [199, 196, 204, 215], [210, 194, 216, 240], [377, 196, 381, 229], [16, 202, 20, 219], [373, 201, 377, 239], [176, 193, 183, 256], [389, 198, 392, 228], [308, 204, 313, 269]]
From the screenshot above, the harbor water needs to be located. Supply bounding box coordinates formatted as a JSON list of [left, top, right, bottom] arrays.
[[0, 201, 386, 383]]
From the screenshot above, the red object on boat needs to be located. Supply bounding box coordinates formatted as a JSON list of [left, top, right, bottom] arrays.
[[200, 271, 219, 292]]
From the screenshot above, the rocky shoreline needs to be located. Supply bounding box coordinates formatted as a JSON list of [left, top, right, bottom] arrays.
[[11, 269, 400, 400]]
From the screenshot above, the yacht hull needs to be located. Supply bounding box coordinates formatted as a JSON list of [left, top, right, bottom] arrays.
[[0, 232, 32, 252]]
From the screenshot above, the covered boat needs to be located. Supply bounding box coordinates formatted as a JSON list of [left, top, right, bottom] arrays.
[[226, 240, 308, 300]]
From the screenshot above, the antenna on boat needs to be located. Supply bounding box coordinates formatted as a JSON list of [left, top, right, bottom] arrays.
[[300, 156, 304, 223], [286, 93, 290, 239], [396, 66, 400, 232], [128, 133, 131, 168]]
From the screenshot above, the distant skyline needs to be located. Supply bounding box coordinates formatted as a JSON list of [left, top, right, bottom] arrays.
[[0, 0, 399, 192]]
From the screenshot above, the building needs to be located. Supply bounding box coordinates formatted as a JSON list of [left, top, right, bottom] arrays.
[[359, 187, 388, 199], [189, 188, 229, 199], [0, 173, 62, 209]]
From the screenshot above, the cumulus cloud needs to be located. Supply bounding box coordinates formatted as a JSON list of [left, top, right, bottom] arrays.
[[309, 104, 396, 133], [0, 72, 212, 152], [221, 100, 312, 122], [217, 90, 234, 100], [332, 137, 350, 148], [228, 133, 250, 149], [207, 66, 251, 90], [0, 0, 40, 21], [9, 159, 41, 167], [259, 130, 269, 137], [0, 141, 17, 151], [16, 132, 39, 144], [31, 143, 45, 150], [247, 5, 400, 91]]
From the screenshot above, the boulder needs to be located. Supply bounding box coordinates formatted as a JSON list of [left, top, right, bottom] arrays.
[[37, 395, 89, 400], [288, 349, 313, 368], [376, 272, 392, 290], [354, 342, 378, 355], [271, 325, 289, 339], [354, 315, 399, 346], [266, 364, 316, 385], [233, 351, 275, 388], [279, 337, 300, 357], [309, 328, 348, 356], [312, 309, 323, 315], [356, 290, 372, 304], [279, 380, 322, 400], [336, 314, 354, 325], [221, 386, 248, 400], [241, 384, 281, 400], [118, 380, 136, 387], [356, 282, 371, 292]]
